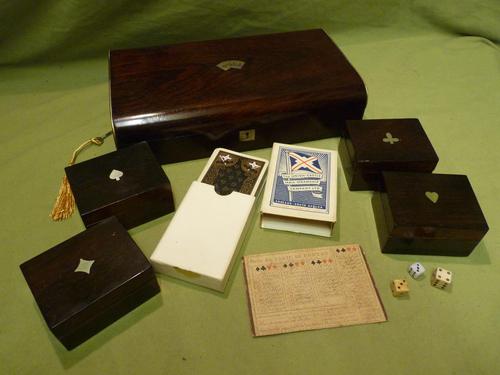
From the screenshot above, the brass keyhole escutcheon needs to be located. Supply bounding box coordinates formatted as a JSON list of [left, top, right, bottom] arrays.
[[239, 129, 255, 141]]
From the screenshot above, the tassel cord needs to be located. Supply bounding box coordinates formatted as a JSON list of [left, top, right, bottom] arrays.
[[50, 131, 112, 221]]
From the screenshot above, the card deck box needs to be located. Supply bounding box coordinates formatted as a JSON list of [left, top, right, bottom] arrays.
[[65, 142, 174, 229], [109, 29, 367, 163], [151, 150, 269, 292], [19, 217, 160, 350], [260, 143, 337, 237], [372, 172, 489, 256], [339, 119, 438, 191]]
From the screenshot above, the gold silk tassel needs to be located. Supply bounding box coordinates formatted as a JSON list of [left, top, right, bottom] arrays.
[[50, 131, 112, 221]]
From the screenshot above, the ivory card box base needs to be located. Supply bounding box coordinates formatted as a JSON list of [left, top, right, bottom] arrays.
[[19, 217, 160, 350], [151, 181, 257, 292], [261, 143, 337, 237]]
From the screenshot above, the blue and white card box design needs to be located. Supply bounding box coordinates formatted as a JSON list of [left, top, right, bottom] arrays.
[[261, 143, 337, 237]]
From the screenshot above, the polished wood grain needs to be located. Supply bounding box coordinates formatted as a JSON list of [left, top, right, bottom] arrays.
[[339, 119, 439, 191], [372, 172, 489, 256], [65, 142, 174, 229], [109, 29, 367, 163], [19, 217, 160, 350]]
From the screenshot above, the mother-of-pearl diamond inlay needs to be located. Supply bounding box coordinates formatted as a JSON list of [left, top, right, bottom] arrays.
[[74, 258, 95, 274]]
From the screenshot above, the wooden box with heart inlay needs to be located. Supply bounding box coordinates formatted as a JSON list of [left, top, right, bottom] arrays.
[[19, 217, 160, 350], [65, 141, 174, 229], [109, 29, 367, 163], [338, 118, 439, 191], [372, 172, 489, 256]]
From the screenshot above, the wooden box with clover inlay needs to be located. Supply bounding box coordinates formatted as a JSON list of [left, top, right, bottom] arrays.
[[19, 217, 160, 350], [109, 29, 367, 163], [372, 172, 489, 256], [65, 141, 174, 229], [338, 118, 439, 191]]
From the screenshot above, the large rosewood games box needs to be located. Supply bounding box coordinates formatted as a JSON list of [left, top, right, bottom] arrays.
[[109, 29, 367, 163]]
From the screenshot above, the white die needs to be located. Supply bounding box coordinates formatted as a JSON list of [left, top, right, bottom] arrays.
[[408, 262, 425, 279], [431, 267, 452, 289]]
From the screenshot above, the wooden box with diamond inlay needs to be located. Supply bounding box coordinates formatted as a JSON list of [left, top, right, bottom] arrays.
[[65, 141, 174, 229], [19, 217, 160, 350], [372, 172, 489, 256], [338, 118, 439, 191]]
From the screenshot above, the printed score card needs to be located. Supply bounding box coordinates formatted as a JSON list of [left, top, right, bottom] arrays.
[[243, 245, 387, 336]]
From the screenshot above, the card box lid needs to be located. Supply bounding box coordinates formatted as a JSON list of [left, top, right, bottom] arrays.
[[380, 172, 489, 240], [65, 142, 174, 229], [344, 119, 439, 172], [109, 29, 367, 155], [20, 217, 158, 347]]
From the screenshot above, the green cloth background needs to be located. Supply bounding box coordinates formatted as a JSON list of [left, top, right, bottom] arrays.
[[1, 1, 499, 374]]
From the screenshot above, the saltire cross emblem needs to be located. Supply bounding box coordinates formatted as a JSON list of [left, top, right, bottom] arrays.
[[289, 152, 322, 174]]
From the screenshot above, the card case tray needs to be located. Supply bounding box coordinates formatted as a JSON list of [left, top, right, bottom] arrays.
[[150, 181, 255, 291]]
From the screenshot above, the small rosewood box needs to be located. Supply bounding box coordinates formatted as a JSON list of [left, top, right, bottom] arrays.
[[109, 29, 367, 163], [372, 172, 489, 256], [20, 217, 160, 350], [65, 142, 174, 229], [339, 119, 438, 191]]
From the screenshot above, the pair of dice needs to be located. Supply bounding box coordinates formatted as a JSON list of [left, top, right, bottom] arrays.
[[410, 262, 453, 289], [391, 263, 453, 297]]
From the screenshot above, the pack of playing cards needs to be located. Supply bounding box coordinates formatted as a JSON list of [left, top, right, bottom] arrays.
[[260, 143, 337, 237], [150, 149, 268, 292]]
